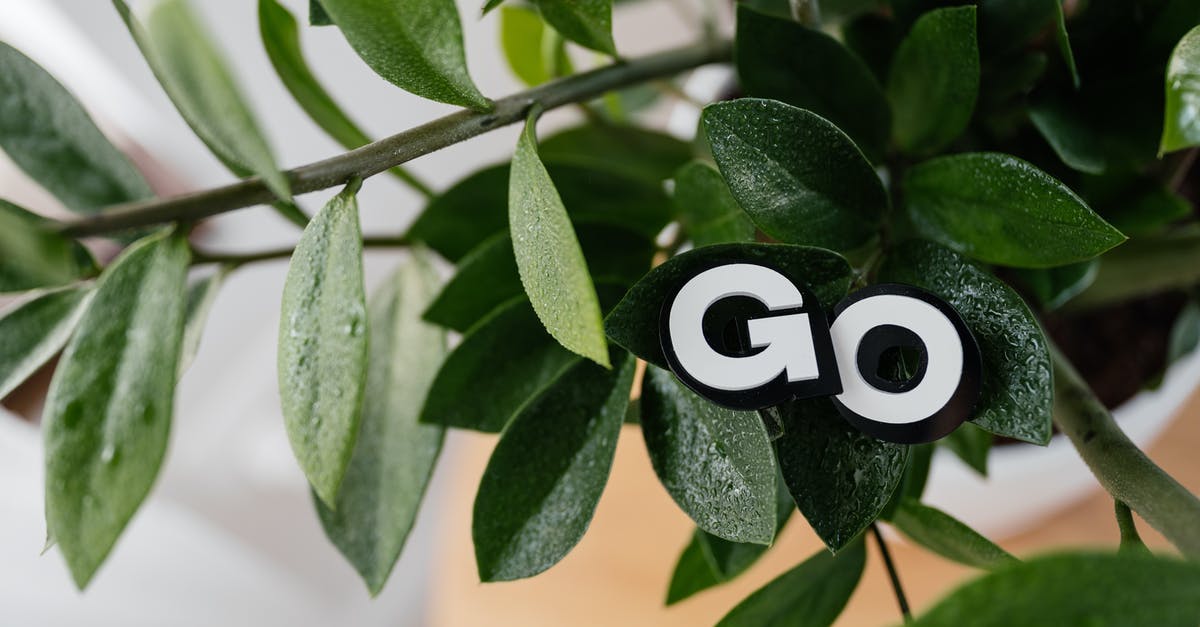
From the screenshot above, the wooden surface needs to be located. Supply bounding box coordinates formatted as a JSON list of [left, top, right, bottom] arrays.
[[427, 388, 1200, 626]]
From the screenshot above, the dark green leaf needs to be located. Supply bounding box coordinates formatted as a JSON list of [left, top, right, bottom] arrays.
[[735, 5, 891, 161], [605, 243, 852, 369], [892, 499, 1015, 569], [666, 533, 722, 605], [843, 13, 904, 83], [1161, 25, 1200, 153], [309, 0, 332, 25], [472, 349, 636, 581], [0, 200, 95, 293], [880, 241, 1053, 444], [316, 0, 489, 110], [1053, 0, 1080, 88], [1168, 298, 1200, 364], [0, 42, 150, 213], [882, 442, 934, 519], [886, 6, 980, 154], [641, 366, 776, 544], [408, 162, 672, 262], [317, 250, 447, 596], [1013, 260, 1098, 311], [539, 124, 693, 183], [499, 5, 549, 86], [509, 112, 609, 367], [774, 399, 907, 551], [1081, 175, 1191, 237], [421, 298, 577, 432], [43, 230, 190, 588], [179, 265, 228, 374], [703, 98, 886, 251], [673, 161, 755, 247], [116, 0, 290, 202], [904, 152, 1125, 268], [0, 286, 91, 400], [942, 422, 991, 476], [715, 540, 866, 627], [532, 0, 616, 56], [277, 183, 367, 506], [912, 552, 1200, 627], [482, 0, 506, 14]]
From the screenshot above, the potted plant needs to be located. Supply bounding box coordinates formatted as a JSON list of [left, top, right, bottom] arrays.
[[2, 0, 1199, 623]]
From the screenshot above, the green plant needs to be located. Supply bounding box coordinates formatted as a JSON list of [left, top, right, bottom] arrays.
[[3, 0, 1200, 622]]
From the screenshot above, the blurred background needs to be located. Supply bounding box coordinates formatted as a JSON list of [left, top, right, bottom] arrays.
[[1, 0, 1198, 625]]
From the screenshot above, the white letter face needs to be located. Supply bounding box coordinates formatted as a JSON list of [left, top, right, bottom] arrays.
[[659, 262, 842, 410]]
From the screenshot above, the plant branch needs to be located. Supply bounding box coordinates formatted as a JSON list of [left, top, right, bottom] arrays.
[[56, 38, 731, 238], [190, 235, 408, 267], [872, 523, 912, 623], [1052, 345, 1200, 558]]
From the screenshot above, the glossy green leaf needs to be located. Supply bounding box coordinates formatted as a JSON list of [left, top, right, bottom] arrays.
[[703, 99, 886, 251], [1161, 25, 1200, 153], [178, 266, 228, 374], [773, 399, 907, 551], [421, 298, 577, 432], [880, 241, 1053, 444], [539, 124, 693, 183], [0, 42, 150, 213], [892, 500, 1015, 569], [715, 540, 866, 627], [500, 5, 548, 86], [423, 227, 653, 332], [277, 183, 367, 506], [316, 0, 489, 110], [887, 6, 980, 154], [43, 230, 190, 589], [0, 286, 91, 400], [641, 366, 776, 544], [532, 0, 616, 56], [408, 162, 671, 263], [116, 0, 291, 202], [941, 422, 991, 476], [912, 552, 1200, 627], [735, 5, 891, 160], [673, 161, 755, 247], [309, 0, 332, 25], [509, 112, 609, 367], [317, 251, 447, 596], [1013, 260, 1099, 311], [0, 200, 96, 293], [882, 442, 934, 519], [666, 533, 722, 605], [904, 152, 1125, 268], [473, 349, 636, 581], [605, 243, 852, 370], [977, 0, 1057, 57]]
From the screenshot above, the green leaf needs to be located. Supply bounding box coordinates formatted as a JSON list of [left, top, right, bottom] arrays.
[[0, 200, 96, 293], [421, 298, 578, 432], [0, 42, 150, 213], [531, 0, 616, 56], [941, 421, 991, 476], [0, 286, 91, 400], [702, 98, 886, 251], [316, 0, 490, 110], [735, 5, 891, 161], [277, 182, 367, 506], [605, 243, 852, 370], [886, 6, 980, 154], [673, 161, 756, 247], [309, 0, 332, 25], [912, 552, 1200, 627], [666, 533, 722, 605], [539, 124, 693, 183], [880, 241, 1053, 444], [509, 112, 609, 367], [472, 349, 636, 581], [773, 399, 908, 551], [1168, 298, 1200, 364], [178, 265, 228, 374], [891, 499, 1015, 569], [1161, 25, 1200, 153], [43, 230, 190, 589], [904, 152, 1126, 268], [115, 0, 290, 203], [423, 227, 653, 332], [715, 540, 866, 627], [1081, 174, 1191, 237], [408, 162, 671, 262], [499, 5, 549, 86], [640, 366, 777, 544], [1053, 0, 1080, 88], [1013, 260, 1099, 311], [317, 250, 447, 596]]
